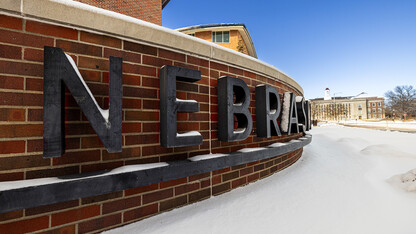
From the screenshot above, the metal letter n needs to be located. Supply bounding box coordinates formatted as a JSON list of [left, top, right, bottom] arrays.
[[43, 47, 122, 158]]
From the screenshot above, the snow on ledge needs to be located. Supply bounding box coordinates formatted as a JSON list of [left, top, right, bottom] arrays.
[[0, 162, 168, 191]]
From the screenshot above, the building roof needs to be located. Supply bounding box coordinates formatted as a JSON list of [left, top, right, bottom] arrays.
[[162, 0, 171, 9], [351, 92, 377, 99], [176, 23, 258, 58]]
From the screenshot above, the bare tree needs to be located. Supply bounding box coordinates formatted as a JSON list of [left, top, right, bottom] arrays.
[[385, 85, 416, 116]]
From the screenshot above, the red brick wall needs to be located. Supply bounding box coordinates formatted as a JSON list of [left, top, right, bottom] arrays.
[[74, 0, 162, 25], [0, 14, 304, 233]]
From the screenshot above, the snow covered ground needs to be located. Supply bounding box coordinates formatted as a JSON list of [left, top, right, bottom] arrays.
[[105, 125, 416, 234], [336, 119, 416, 130]]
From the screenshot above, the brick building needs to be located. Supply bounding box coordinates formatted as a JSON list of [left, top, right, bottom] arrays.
[[74, 0, 171, 25], [0, 0, 310, 233], [177, 23, 257, 58], [310, 88, 385, 121]]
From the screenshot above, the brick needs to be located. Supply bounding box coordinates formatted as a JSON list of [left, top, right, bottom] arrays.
[[103, 196, 141, 214], [26, 78, 43, 91], [254, 164, 265, 172], [0, 60, 43, 76], [125, 110, 159, 121], [123, 86, 157, 98], [232, 177, 247, 188], [142, 76, 159, 88], [40, 225, 75, 234], [0, 44, 21, 59], [142, 122, 160, 133], [210, 61, 228, 72], [123, 63, 156, 76], [79, 69, 101, 82], [81, 31, 122, 48], [0, 210, 23, 222], [123, 203, 158, 223], [26, 166, 79, 179], [119, 74, 141, 86], [123, 98, 142, 109], [188, 188, 211, 203], [125, 134, 159, 146], [143, 99, 159, 109], [0, 216, 49, 234], [79, 213, 122, 233], [65, 123, 95, 135], [104, 48, 140, 63], [0, 29, 54, 48], [222, 171, 239, 182], [0, 75, 23, 90], [0, 124, 42, 138], [142, 145, 172, 156], [0, 15, 22, 30], [56, 40, 102, 57], [81, 191, 123, 205], [248, 173, 260, 182], [142, 55, 172, 67], [142, 188, 173, 204], [0, 154, 49, 170], [26, 199, 78, 216], [159, 49, 185, 62], [78, 56, 108, 70], [229, 66, 244, 76], [212, 182, 231, 196], [0, 172, 24, 182], [124, 41, 157, 56], [125, 183, 158, 196], [81, 136, 103, 149], [26, 20, 78, 40], [0, 108, 25, 121], [27, 109, 42, 122], [122, 122, 141, 134], [239, 167, 253, 176], [187, 55, 209, 67], [52, 205, 100, 226], [0, 140, 25, 154], [160, 195, 187, 211], [174, 183, 200, 196], [52, 150, 101, 165]]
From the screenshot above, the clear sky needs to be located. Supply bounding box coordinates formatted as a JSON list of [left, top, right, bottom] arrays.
[[162, 0, 416, 99]]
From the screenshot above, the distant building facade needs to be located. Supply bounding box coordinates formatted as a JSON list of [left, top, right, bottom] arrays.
[[177, 23, 257, 58], [310, 88, 385, 121]]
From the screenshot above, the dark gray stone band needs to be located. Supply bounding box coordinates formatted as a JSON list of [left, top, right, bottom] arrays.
[[0, 135, 311, 213]]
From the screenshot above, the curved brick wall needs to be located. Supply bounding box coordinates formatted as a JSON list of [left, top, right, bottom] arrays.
[[0, 1, 308, 233]]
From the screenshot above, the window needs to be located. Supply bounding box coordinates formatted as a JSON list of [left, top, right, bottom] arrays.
[[212, 31, 230, 43], [367, 103, 370, 107], [372, 109, 376, 113], [378, 108, 382, 113], [358, 110, 362, 115], [373, 114, 377, 118], [358, 104, 362, 109], [367, 108, 371, 113], [378, 102, 381, 106], [372, 102, 376, 107]]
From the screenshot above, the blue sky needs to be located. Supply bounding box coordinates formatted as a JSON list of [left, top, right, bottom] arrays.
[[162, 0, 416, 99]]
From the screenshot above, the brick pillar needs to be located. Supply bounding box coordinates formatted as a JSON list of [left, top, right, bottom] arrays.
[[74, 0, 162, 25]]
